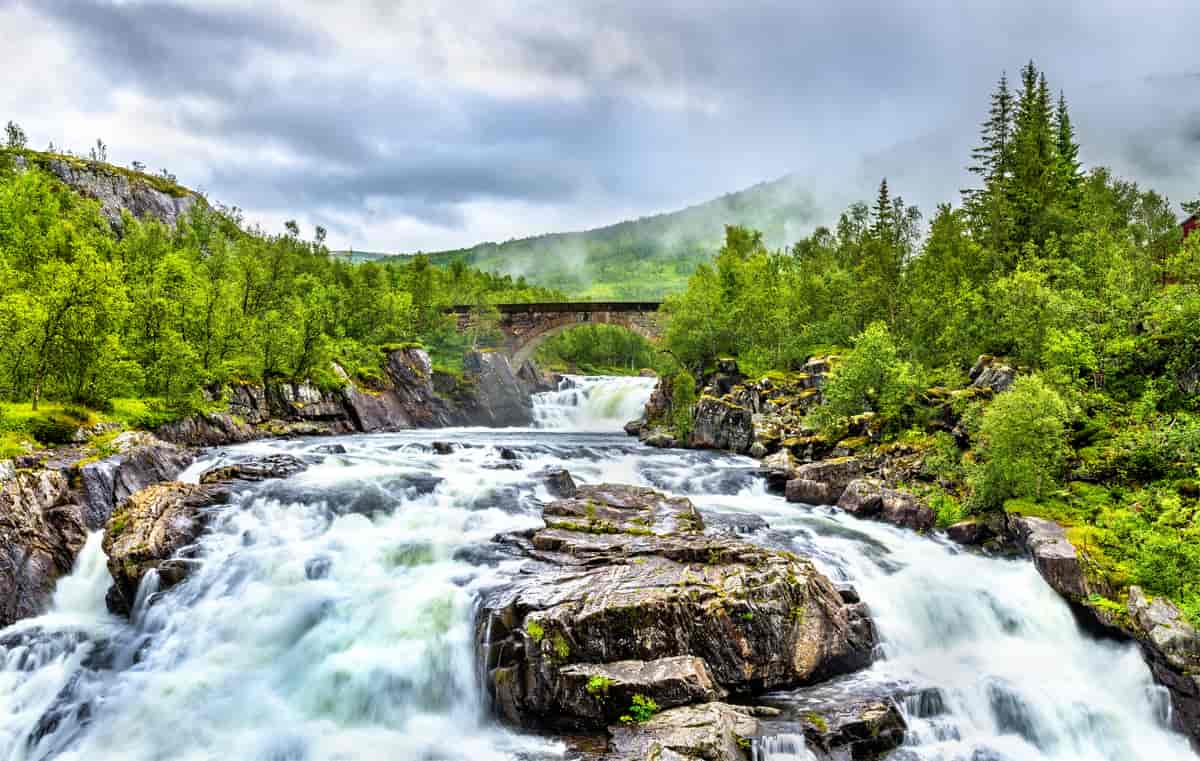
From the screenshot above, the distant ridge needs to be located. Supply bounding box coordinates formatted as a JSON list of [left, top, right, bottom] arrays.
[[410, 174, 820, 299]]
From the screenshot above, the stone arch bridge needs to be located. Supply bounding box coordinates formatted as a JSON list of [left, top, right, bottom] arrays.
[[448, 302, 664, 365]]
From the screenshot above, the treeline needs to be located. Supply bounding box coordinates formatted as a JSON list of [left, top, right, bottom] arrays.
[[661, 63, 1200, 615], [0, 149, 561, 414], [534, 323, 664, 376]]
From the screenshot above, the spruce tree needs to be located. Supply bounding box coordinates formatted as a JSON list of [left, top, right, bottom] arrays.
[[1054, 91, 1082, 203], [965, 73, 1016, 258]]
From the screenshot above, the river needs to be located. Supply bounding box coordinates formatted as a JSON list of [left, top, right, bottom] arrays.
[[0, 375, 1193, 760]]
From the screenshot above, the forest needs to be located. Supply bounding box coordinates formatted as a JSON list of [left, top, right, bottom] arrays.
[[0, 143, 561, 451], [658, 62, 1200, 621]]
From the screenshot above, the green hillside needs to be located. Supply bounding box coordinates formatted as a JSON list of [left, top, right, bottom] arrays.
[[416, 174, 820, 299]]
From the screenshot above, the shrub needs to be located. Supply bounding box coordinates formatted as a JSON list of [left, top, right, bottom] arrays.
[[671, 371, 697, 440], [620, 694, 661, 724], [28, 412, 82, 445], [807, 322, 923, 436], [969, 374, 1070, 510]]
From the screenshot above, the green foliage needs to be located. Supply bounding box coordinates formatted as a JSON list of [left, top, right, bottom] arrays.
[[670, 371, 697, 440], [586, 675, 615, 697], [0, 151, 564, 417], [969, 375, 1070, 510], [534, 323, 666, 376], [524, 620, 545, 643], [619, 694, 661, 724], [807, 323, 922, 436]]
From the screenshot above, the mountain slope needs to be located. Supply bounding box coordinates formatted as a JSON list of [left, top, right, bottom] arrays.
[[419, 174, 820, 299]]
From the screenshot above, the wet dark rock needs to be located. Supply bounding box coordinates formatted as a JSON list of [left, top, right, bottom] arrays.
[[946, 519, 989, 545], [1126, 586, 1200, 742], [689, 395, 753, 454], [478, 484, 876, 730], [605, 702, 759, 761], [155, 411, 257, 447], [313, 443, 348, 455], [79, 432, 193, 530], [624, 418, 645, 437], [305, 556, 332, 580], [499, 447, 519, 461], [432, 441, 455, 455], [837, 480, 934, 532], [538, 468, 578, 499], [199, 453, 308, 484], [702, 509, 770, 537], [0, 470, 87, 628], [482, 461, 523, 471], [1009, 516, 1099, 602], [460, 350, 533, 427], [102, 482, 231, 616], [784, 458, 865, 506]]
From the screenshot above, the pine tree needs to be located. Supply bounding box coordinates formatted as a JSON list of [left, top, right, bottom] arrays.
[[965, 73, 1016, 257], [1054, 91, 1081, 201], [1009, 62, 1058, 248], [871, 177, 893, 244]]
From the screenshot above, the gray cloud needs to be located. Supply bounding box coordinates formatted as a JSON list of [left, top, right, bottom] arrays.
[[4, 0, 1199, 251]]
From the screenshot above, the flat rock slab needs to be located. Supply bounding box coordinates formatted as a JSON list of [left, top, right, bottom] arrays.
[[478, 484, 875, 730], [606, 702, 760, 761]]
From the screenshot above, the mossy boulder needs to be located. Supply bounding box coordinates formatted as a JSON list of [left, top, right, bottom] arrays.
[[478, 484, 875, 731]]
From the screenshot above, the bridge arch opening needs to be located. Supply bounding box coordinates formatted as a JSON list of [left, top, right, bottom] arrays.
[[513, 317, 659, 368]]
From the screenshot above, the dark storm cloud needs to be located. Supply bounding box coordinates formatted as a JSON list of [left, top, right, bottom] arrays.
[[34, 0, 321, 97], [9, 0, 1200, 249]]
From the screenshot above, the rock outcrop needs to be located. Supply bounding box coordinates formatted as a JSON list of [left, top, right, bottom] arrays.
[[78, 432, 192, 529], [15, 154, 201, 229], [689, 395, 753, 454], [477, 484, 875, 732], [102, 454, 312, 616], [784, 458, 865, 506], [101, 482, 231, 616], [837, 479, 935, 532], [969, 355, 1016, 393], [604, 702, 761, 761], [156, 347, 546, 448], [460, 350, 534, 427], [0, 470, 86, 628]]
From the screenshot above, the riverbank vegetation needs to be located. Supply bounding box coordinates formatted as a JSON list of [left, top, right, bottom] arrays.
[[533, 324, 667, 376], [0, 145, 561, 454], [660, 62, 1200, 620]]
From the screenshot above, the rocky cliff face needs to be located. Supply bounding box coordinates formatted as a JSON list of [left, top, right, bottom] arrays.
[[158, 347, 541, 447], [12, 154, 200, 229], [0, 432, 194, 628]]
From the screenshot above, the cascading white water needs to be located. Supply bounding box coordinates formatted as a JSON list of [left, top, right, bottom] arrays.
[[532, 374, 657, 430], [0, 383, 1194, 761]]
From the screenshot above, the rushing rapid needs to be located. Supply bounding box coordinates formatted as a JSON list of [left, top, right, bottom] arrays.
[[0, 375, 1193, 761]]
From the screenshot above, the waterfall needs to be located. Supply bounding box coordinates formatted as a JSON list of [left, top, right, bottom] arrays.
[[531, 374, 655, 431]]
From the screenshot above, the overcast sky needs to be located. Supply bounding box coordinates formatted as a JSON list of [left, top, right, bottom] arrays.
[[2, 0, 1198, 251]]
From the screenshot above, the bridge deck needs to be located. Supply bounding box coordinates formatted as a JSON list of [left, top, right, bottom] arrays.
[[446, 301, 662, 314]]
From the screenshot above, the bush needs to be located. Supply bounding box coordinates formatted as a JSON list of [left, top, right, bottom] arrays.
[[671, 371, 697, 440], [807, 322, 923, 436], [969, 374, 1070, 510], [29, 411, 85, 445]]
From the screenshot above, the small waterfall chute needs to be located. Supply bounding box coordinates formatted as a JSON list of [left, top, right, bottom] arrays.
[[532, 374, 655, 431]]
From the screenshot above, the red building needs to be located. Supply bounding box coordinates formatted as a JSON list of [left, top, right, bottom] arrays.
[[1185, 214, 1199, 240]]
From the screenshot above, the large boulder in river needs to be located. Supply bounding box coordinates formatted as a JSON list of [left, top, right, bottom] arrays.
[[784, 458, 864, 506], [837, 480, 934, 532], [102, 482, 231, 616], [1009, 516, 1108, 602], [478, 484, 875, 730], [689, 395, 754, 454], [198, 453, 308, 484], [0, 469, 86, 628]]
